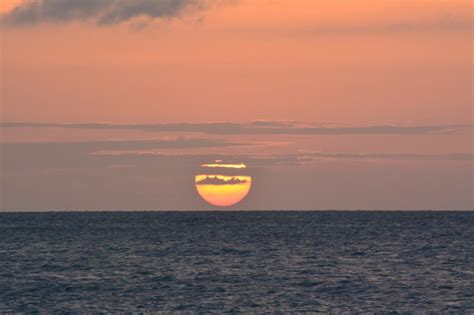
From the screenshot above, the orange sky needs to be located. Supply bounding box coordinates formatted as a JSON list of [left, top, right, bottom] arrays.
[[2, 0, 472, 124], [1, 0, 472, 210]]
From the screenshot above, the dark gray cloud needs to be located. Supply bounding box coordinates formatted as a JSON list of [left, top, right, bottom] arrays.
[[196, 176, 248, 185], [2, 1, 471, 33], [1, 0, 218, 26], [1, 121, 471, 135]]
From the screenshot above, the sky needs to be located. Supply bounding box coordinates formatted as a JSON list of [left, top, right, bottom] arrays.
[[0, 0, 473, 211]]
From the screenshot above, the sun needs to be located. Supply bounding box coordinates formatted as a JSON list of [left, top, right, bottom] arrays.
[[195, 161, 252, 207]]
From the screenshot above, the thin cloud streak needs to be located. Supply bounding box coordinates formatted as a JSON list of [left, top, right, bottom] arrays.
[[3, 138, 471, 173], [94, 151, 474, 165], [248, 17, 473, 38], [1, 121, 471, 135], [3, 141, 471, 211], [1, 138, 249, 151], [0, 0, 219, 26], [305, 152, 474, 162], [0, 138, 251, 171], [2, 0, 471, 34]]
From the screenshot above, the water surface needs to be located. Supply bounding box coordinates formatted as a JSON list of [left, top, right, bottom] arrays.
[[0, 211, 473, 312]]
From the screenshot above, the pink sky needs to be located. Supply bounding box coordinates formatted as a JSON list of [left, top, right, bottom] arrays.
[[1, 0, 472, 210]]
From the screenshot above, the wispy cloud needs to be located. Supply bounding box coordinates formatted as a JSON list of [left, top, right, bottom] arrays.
[[2, 138, 248, 151], [0, 138, 250, 171], [0, 0, 227, 26], [3, 140, 471, 210], [102, 151, 474, 166], [74, 149, 474, 166], [304, 152, 474, 162], [253, 16, 473, 38], [2, 0, 471, 34], [2, 121, 471, 135], [4, 138, 471, 174]]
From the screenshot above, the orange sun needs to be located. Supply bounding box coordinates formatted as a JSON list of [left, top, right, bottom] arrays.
[[195, 162, 252, 207]]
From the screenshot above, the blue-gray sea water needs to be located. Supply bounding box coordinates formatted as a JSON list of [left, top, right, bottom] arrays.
[[0, 211, 473, 313]]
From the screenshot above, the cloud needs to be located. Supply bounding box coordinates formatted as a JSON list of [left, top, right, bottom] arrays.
[[2, 1, 471, 33], [0, 138, 250, 171], [0, 0, 223, 26], [196, 176, 248, 185], [2, 137, 248, 151], [244, 152, 474, 165], [1, 121, 471, 135], [247, 120, 295, 128], [305, 152, 474, 162], [255, 17, 473, 38], [84, 150, 474, 169], [4, 139, 471, 176], [2, 138, 471, 211]]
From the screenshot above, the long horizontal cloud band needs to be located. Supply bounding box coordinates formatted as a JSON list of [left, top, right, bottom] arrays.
[[101, 152, 474, 163], [1, 1, 471, 33], [1, 122, 471, 135], [1, 0, 214, 25], [2, 139, 473, 173], [1, 138, 250, 150]]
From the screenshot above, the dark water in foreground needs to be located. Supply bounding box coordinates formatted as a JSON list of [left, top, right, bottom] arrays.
[[0, 211, 473, 313]]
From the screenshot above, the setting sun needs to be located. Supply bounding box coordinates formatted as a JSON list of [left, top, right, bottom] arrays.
[[195, 161, 252, 207], [0, 0, 472, 312]]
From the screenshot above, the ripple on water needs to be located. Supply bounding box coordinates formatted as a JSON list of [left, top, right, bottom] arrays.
[[0, 211, 473, 313]]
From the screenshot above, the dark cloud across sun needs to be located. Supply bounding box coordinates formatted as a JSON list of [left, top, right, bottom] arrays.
[[195, 176, 248, 186]]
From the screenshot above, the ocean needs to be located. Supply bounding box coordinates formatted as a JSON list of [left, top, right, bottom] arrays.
[[0, 211, 473, 313]]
